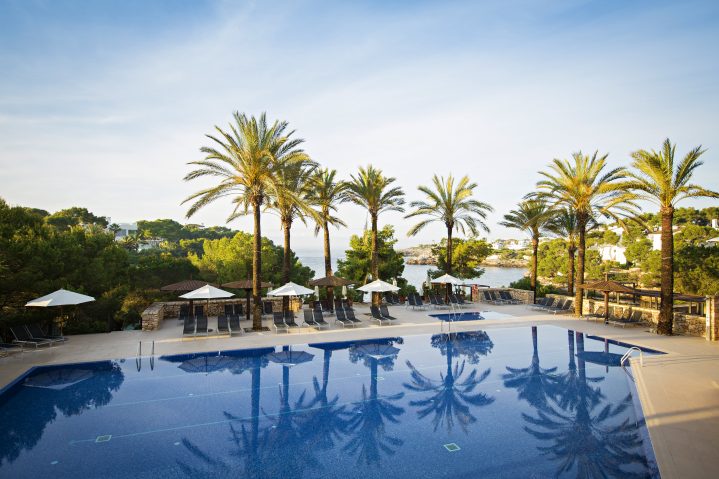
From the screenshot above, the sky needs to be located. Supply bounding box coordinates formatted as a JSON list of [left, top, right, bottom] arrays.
[[1, 0, 718, 254]]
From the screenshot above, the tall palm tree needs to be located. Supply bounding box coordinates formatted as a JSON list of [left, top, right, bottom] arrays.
[[269, 161, 317, 285], [306, 168, 349, 298], [624, 139, 719, 335], [543, 209, 598, 295], [183, 112, 309, 330], [405, 174, 492, 298], [535, 152, 637, 316], [499, 199, 552, 301], [346, 165, 405, 305]]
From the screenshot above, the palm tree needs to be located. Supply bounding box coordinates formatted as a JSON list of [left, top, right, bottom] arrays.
[[307, 168, 349, 298], [346, 165, 405, 305], [183, 112, 309, 330], [624, 139, 719, 335], [268, 161, 317, 312], [535, 152, 637, 316], [499, 199, 552, 301], [405, 174, 492, 298], [543, 209, 597, 295]]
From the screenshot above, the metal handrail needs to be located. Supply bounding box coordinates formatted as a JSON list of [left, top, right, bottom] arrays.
[[621, 346, 643, 368], [137, 341, 142, 357]]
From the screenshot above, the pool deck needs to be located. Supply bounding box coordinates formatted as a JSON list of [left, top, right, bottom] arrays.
[[2, 303, 718, 479]]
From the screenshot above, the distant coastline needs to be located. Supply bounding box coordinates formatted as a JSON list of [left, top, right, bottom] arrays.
[[399, 245, 529, 268]]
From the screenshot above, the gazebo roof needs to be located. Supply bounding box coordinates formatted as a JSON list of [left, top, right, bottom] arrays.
[[160, 279, 217, 292], [578, 280, 636, 294], [309, 275, 355, 287]]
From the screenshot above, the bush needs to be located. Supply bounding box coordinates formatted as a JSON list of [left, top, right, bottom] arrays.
[[509, 276, 559, 297]]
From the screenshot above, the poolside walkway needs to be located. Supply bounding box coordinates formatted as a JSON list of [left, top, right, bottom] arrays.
[[2, 302, 718, 479]]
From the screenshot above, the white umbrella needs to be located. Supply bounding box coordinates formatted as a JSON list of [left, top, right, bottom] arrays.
[[314, 285, 320, 300], [26, 289, 95, 307], [357, 279, 400, 293], [179, 284, 234, 300], [342, 285, 348, 299], [267, 282, 315, 297], [26, 289, 96, 336], [392, 278, 398, 287], [431, 273, 463, 285]]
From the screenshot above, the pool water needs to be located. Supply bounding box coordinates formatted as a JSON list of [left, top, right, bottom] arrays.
[[0, 326, 661, 478], [430, 311, 485, 321]]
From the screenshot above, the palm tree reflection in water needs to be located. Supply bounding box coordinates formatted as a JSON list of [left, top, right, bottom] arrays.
[[404, 331, 495, 434], [502, 326, 559, 410], [522, 332, 653, 478], [344, 338, 406, 466]]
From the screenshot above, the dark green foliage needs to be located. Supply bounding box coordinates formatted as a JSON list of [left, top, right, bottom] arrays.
[[429, 238, 491, 279], [46, 207, 108, 231], [337, 225, 405, 284], [190, 231, 314, 286], [508, 277, 558, 297]]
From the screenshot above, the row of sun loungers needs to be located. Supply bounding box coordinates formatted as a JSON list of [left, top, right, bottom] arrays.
[[531, 297, 574, 314], [481, 290, 522, 305], [583, 307, 645, 327], [7, 325, 67, 350], [274, 307, 362, 332]]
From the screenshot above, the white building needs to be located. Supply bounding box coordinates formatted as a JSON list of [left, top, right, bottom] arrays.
[[596, 244, 627, 263], [114, 222, 138, 239]]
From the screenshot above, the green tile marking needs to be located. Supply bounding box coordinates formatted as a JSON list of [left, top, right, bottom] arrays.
[[95, 435, 112, 443], [443, 443, 460, 452]]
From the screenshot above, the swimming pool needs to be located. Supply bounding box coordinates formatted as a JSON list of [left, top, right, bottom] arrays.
[[0, 326, 661, 478], [430, 311, 485, 321]]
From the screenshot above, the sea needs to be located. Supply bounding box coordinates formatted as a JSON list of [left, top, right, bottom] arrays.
[[297, 255, 527, 289]]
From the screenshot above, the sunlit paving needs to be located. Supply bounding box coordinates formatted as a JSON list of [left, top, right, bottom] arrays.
[[1, 1, 719, 478]]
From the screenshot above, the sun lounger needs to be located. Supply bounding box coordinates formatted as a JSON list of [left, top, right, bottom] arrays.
[[530, 297, 554, 311], [551, 300, 573, 314], [273, 312, 289, 333], [369, 305, 388, 325], [334, 299, 344, 313], [217, 315, 230, 335], [583, 306, 605, 321], [545, 299, 567, 313], [195, 315, 208, 336], [303, 309, 320, 328], [0, 342, 22, 357], [412, 293, 428, 310], [284, 311, 301, 331], [228, 314, 243, 335], [335, 308, 356, 328], [25, 324, 66, 343], [10, 326, 52, 348], [345, 308, 362, 325], [313, 309, 330, 329], [194, 305, 204, 318], [182, 317, 196, 336], [490, 291, 509, 304], [379, 305, 397, 320], [483, 291, 501, 305], [499, 291, 522, 305], [608, 310, 643, 328]]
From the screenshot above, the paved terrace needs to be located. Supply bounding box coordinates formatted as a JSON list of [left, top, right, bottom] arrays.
[[1, 303, 718, 479]]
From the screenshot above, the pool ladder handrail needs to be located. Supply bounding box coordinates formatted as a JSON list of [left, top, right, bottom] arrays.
[[136, 341, 156, 371], [620, 346, 643, 368]]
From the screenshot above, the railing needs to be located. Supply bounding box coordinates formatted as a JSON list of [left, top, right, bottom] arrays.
[[136, 340, 156, 372], [621, 346, 643, 368]]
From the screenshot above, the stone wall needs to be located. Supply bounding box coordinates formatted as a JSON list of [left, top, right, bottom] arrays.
[[577, 297, 706, 337], [141, 302, 164, 332], [141, 297, 304, 331]]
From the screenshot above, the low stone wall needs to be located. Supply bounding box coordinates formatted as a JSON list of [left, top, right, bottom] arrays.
[[580, 298, 706, 337], [141, 302, 164, 332], [472, 287, 534, 304], [141, 297, 304, 331]]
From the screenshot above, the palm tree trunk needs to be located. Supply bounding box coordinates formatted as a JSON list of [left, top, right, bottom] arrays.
[[323, 220, 332, 276], [371, 213, 379, 306], [446, 225, 453, 301], [252, 198, 263, 331], [574, 215, 587, 317], [658, 207, 675, 335], [323, 219, 334, 300], [282, 218, 292, 313], [567, 245, 576, 295], [531, 234, 539, 303]]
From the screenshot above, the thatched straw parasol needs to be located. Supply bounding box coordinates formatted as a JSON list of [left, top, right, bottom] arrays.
[[578, 280, 636, 323]]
